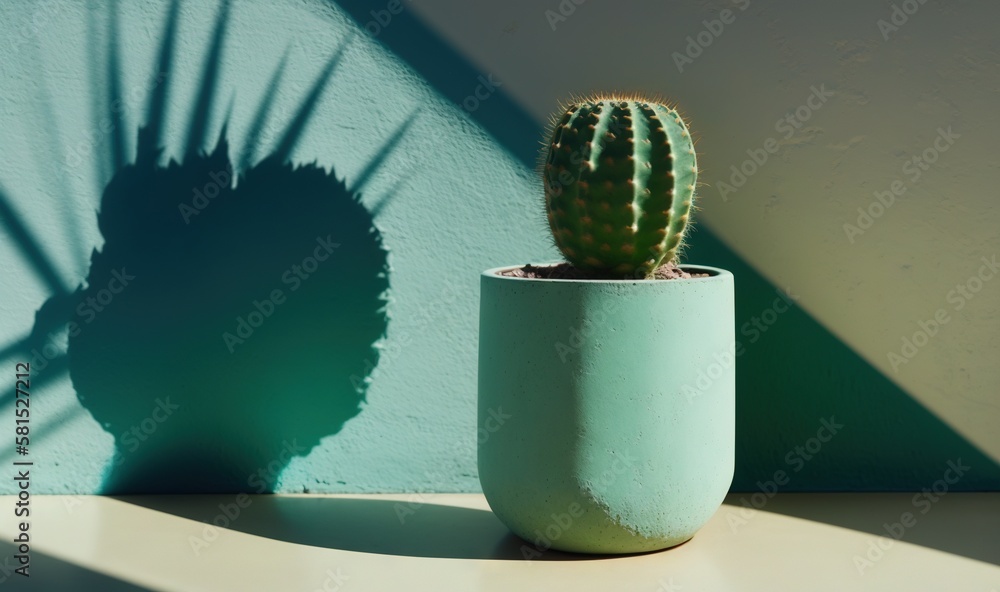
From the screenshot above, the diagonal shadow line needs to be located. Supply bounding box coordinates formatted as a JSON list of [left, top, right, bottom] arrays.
[[0, 188, 69, 295], [369, 175, 408, 219], [365, 127, 440, 217], [0, 354, 68, 411], [272, 33, 355, 163], [0, 405, 81, 463], [689, 221, 1000, 485], [348, 114, 417, 195], [238, 47, 290, 170], [0, 540, 150, 591], [0, 284, 78, 372], [106, 0, 128, 171], [332, 0, 539, 167], [183, 0, 231, 158], [328, 0, 1000, 484], [0, 334, 31, 363], [327, 0, 1000, 563], [137, 0, 180, 165]]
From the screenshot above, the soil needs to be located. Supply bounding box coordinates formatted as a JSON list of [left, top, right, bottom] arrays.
[[499, 262, 710, 280]]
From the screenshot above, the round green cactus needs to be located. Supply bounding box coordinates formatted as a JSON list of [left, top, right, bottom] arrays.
[[542, 95, 698, 278]]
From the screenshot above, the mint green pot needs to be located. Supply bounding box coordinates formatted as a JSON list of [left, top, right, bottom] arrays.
[[478, 264, 735, 554]]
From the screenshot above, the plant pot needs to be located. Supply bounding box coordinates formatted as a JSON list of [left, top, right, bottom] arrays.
[[477, 264, 735, 555]]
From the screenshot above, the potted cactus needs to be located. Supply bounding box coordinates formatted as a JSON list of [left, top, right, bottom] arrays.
[[478, 96, 735, 555]]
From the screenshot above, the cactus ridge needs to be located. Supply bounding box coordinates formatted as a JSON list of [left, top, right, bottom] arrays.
[[542, 95, 697, 278]]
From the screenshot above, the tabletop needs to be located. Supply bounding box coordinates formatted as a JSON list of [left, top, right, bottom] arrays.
[[1, 492, 998, 591]]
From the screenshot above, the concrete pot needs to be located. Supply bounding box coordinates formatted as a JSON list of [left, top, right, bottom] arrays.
[[478, 264, 735, 554]]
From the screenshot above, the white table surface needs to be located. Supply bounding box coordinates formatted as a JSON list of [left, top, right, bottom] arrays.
[[1, 493, 997, 591]]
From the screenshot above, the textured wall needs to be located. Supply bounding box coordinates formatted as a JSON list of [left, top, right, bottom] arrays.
[[404, 0, 1000, 487], [0, 0, 997, 494], [0, 0, 553, 494]]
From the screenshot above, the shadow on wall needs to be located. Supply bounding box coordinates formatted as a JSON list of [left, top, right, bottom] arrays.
[[330, 0, 1000, 490], [3, 0, 398, 493]]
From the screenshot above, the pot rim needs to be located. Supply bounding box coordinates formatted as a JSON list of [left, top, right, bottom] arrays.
[[482, 262, 732, 283]]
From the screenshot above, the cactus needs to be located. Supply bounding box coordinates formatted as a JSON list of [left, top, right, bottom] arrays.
[[542, 95, 698, 278]]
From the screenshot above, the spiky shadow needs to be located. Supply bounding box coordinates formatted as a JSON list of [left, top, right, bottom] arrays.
[[72, 136, 388, 492], [2, 0, 400, 492]]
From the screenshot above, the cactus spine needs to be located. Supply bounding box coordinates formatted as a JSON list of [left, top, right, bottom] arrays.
[[542, 96, 697, 278]]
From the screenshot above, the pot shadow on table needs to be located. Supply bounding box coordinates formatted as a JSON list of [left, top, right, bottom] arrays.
[[120, 496, 642, 561]]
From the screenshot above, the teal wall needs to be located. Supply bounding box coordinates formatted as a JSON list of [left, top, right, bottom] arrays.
[[0, 0, 553, 494], [0, 0, 996, 493]]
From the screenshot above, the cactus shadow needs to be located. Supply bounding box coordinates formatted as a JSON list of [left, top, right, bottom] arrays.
[[10, 0, 393, 493], [71, 143, 388, 493]]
